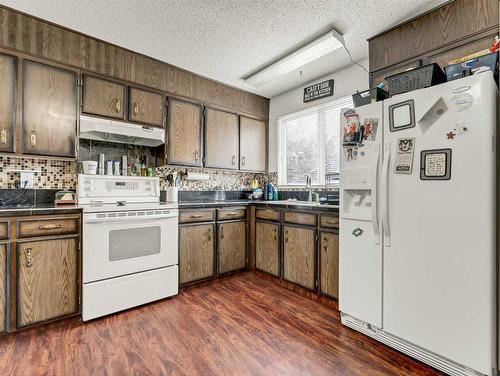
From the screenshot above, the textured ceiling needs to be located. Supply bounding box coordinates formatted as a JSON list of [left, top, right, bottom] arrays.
[[1, 0, 448, 98]]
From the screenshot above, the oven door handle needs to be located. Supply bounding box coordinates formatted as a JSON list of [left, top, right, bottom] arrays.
[[84, 213, 178, 224]]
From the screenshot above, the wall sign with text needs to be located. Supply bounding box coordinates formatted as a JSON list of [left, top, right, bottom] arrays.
[[303, 80, 334, 103]]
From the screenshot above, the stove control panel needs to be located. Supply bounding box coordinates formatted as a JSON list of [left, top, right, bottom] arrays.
[[105, 180, 140, 191], [77, 174, 159, 204]]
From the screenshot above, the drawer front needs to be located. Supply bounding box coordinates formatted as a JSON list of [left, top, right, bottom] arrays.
[[179, 209, 215, 223], [283, 211, 316, 226], [255, 208, 279, 222], [217, 208, 247, 221], [0, 222, 9, 240], [18, 217, 79, 238], [320, 213, 339, 229]]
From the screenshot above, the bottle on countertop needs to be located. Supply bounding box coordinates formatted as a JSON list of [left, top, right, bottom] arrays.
[[140, 156, 147, 176], [267, 182, 274, 200], [272, 185, 278, 201], [264, 183, 269, 201]]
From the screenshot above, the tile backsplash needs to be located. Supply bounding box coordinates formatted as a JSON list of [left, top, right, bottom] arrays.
[[0, 156, 77, 189], [0, 155, 337, 194], [155, 166, 267, 191]]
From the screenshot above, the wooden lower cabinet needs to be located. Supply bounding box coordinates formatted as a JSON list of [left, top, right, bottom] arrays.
[[255, 221, 279, 277], [0, 243, 7, 333], [218, 221, 246, 274], [179, 223, 215, 285], [16, 236, 79, 328], [319, 231, 339, 299], [283, 225, 316, 290]]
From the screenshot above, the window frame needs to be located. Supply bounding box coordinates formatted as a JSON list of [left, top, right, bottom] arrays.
[[277, 95, 352, 188]]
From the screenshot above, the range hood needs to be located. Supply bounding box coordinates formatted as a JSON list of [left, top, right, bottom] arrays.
[[79, 115, 165, 147]]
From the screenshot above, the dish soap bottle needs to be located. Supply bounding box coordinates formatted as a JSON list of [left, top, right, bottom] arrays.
[[267, 183, 274, 200]]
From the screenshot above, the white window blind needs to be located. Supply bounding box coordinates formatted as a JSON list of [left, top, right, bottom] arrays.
[[278, 95, 353, 186]]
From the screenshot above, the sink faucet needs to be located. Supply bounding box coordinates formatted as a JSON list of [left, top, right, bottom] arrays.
[[306, 175, 312, 202]]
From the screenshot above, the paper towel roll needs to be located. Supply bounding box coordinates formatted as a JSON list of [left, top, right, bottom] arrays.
[[186, 172, 210, 181]]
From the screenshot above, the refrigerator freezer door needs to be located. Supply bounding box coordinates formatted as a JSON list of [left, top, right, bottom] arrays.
[[382, 72, 497, 375], [339, 101, 383, 328]]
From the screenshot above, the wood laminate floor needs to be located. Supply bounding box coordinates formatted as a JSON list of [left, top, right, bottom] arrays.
[[0, 271, 442, 376]]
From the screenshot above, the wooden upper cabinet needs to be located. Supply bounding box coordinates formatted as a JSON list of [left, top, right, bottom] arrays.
[[82, 75, 125, 119], [167, 98, 203, 166], [255, 221, 279, 277], [204, 108, 239, 169], [16, 236, 79, 328], [22, 61, 77, 157], [368, 0, 498, 72], [0, 243, 6, 333], [240, 117, 266, 172], [319, 231, 339, 299], [283, 225, 316, 290], [218, 221, 246, 274], [128, 87, 164, 127], [0, 53, 16, 153]]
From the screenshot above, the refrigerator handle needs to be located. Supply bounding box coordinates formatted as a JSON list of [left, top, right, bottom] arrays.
[[371, 145, 380, 245], [382, 142, 391, 247]]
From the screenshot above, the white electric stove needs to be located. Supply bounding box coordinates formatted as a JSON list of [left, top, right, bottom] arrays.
[[78, 174, 178, 321]]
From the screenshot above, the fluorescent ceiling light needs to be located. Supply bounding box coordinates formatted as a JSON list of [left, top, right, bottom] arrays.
[[245, 29, 344, 88]]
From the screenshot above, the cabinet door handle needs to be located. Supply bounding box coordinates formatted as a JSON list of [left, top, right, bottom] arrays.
[[207, 229, 212, 242], [274, 228, 277, 241], [0, 128, 6, 144], [25, 248, 32, 268], [220, 227, 224, 240], [285, 229, 289, 243], [322, 236, 328, 249], [194, 151, 199, 163], [30, 131, 37, 147], [39, 224, 62, 230], [133, 103, 139, 116], [115, 99, 121, 113], [241, 156, 246, 166], [232, 155, 236, 165]]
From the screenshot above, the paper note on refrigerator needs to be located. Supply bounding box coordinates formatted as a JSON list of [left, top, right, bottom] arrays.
[[394, 138, 415, 174]]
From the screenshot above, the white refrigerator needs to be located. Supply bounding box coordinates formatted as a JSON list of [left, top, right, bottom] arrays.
[[339, 72, 497, 376]]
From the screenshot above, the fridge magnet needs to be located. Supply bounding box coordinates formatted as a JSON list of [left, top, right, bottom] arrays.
[[343, 110, 363, 145], [446, 131, 456, 140], [344, 146, 358, 161], [420, 149, 452, 180], [362, 118, 379, 141], [394, 138, 415, 174], [453, 122, 468, 135]]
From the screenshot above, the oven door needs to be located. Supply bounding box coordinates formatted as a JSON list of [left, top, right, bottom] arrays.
[[83, 209, 178, 283]]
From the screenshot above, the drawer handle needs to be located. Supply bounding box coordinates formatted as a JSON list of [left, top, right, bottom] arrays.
[[25, 248, 32, 268], [39, 224, 62, 230], [190, 214, 203, 219], [226, 213, 238, 216], [326, 219, 339, 225]]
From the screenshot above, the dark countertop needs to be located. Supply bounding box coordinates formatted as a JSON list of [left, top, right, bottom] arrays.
[[0, 204, 82, 217], [178, 200, 339, 212]]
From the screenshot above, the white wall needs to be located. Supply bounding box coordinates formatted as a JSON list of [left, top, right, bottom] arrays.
[[268, 59, 369, 172]]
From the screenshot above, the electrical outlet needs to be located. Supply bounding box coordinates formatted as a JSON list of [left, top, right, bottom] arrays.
[[20, 172, 34, 189]]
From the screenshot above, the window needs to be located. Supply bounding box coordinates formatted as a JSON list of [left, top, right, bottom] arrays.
[[278, 95, 353, 186]]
